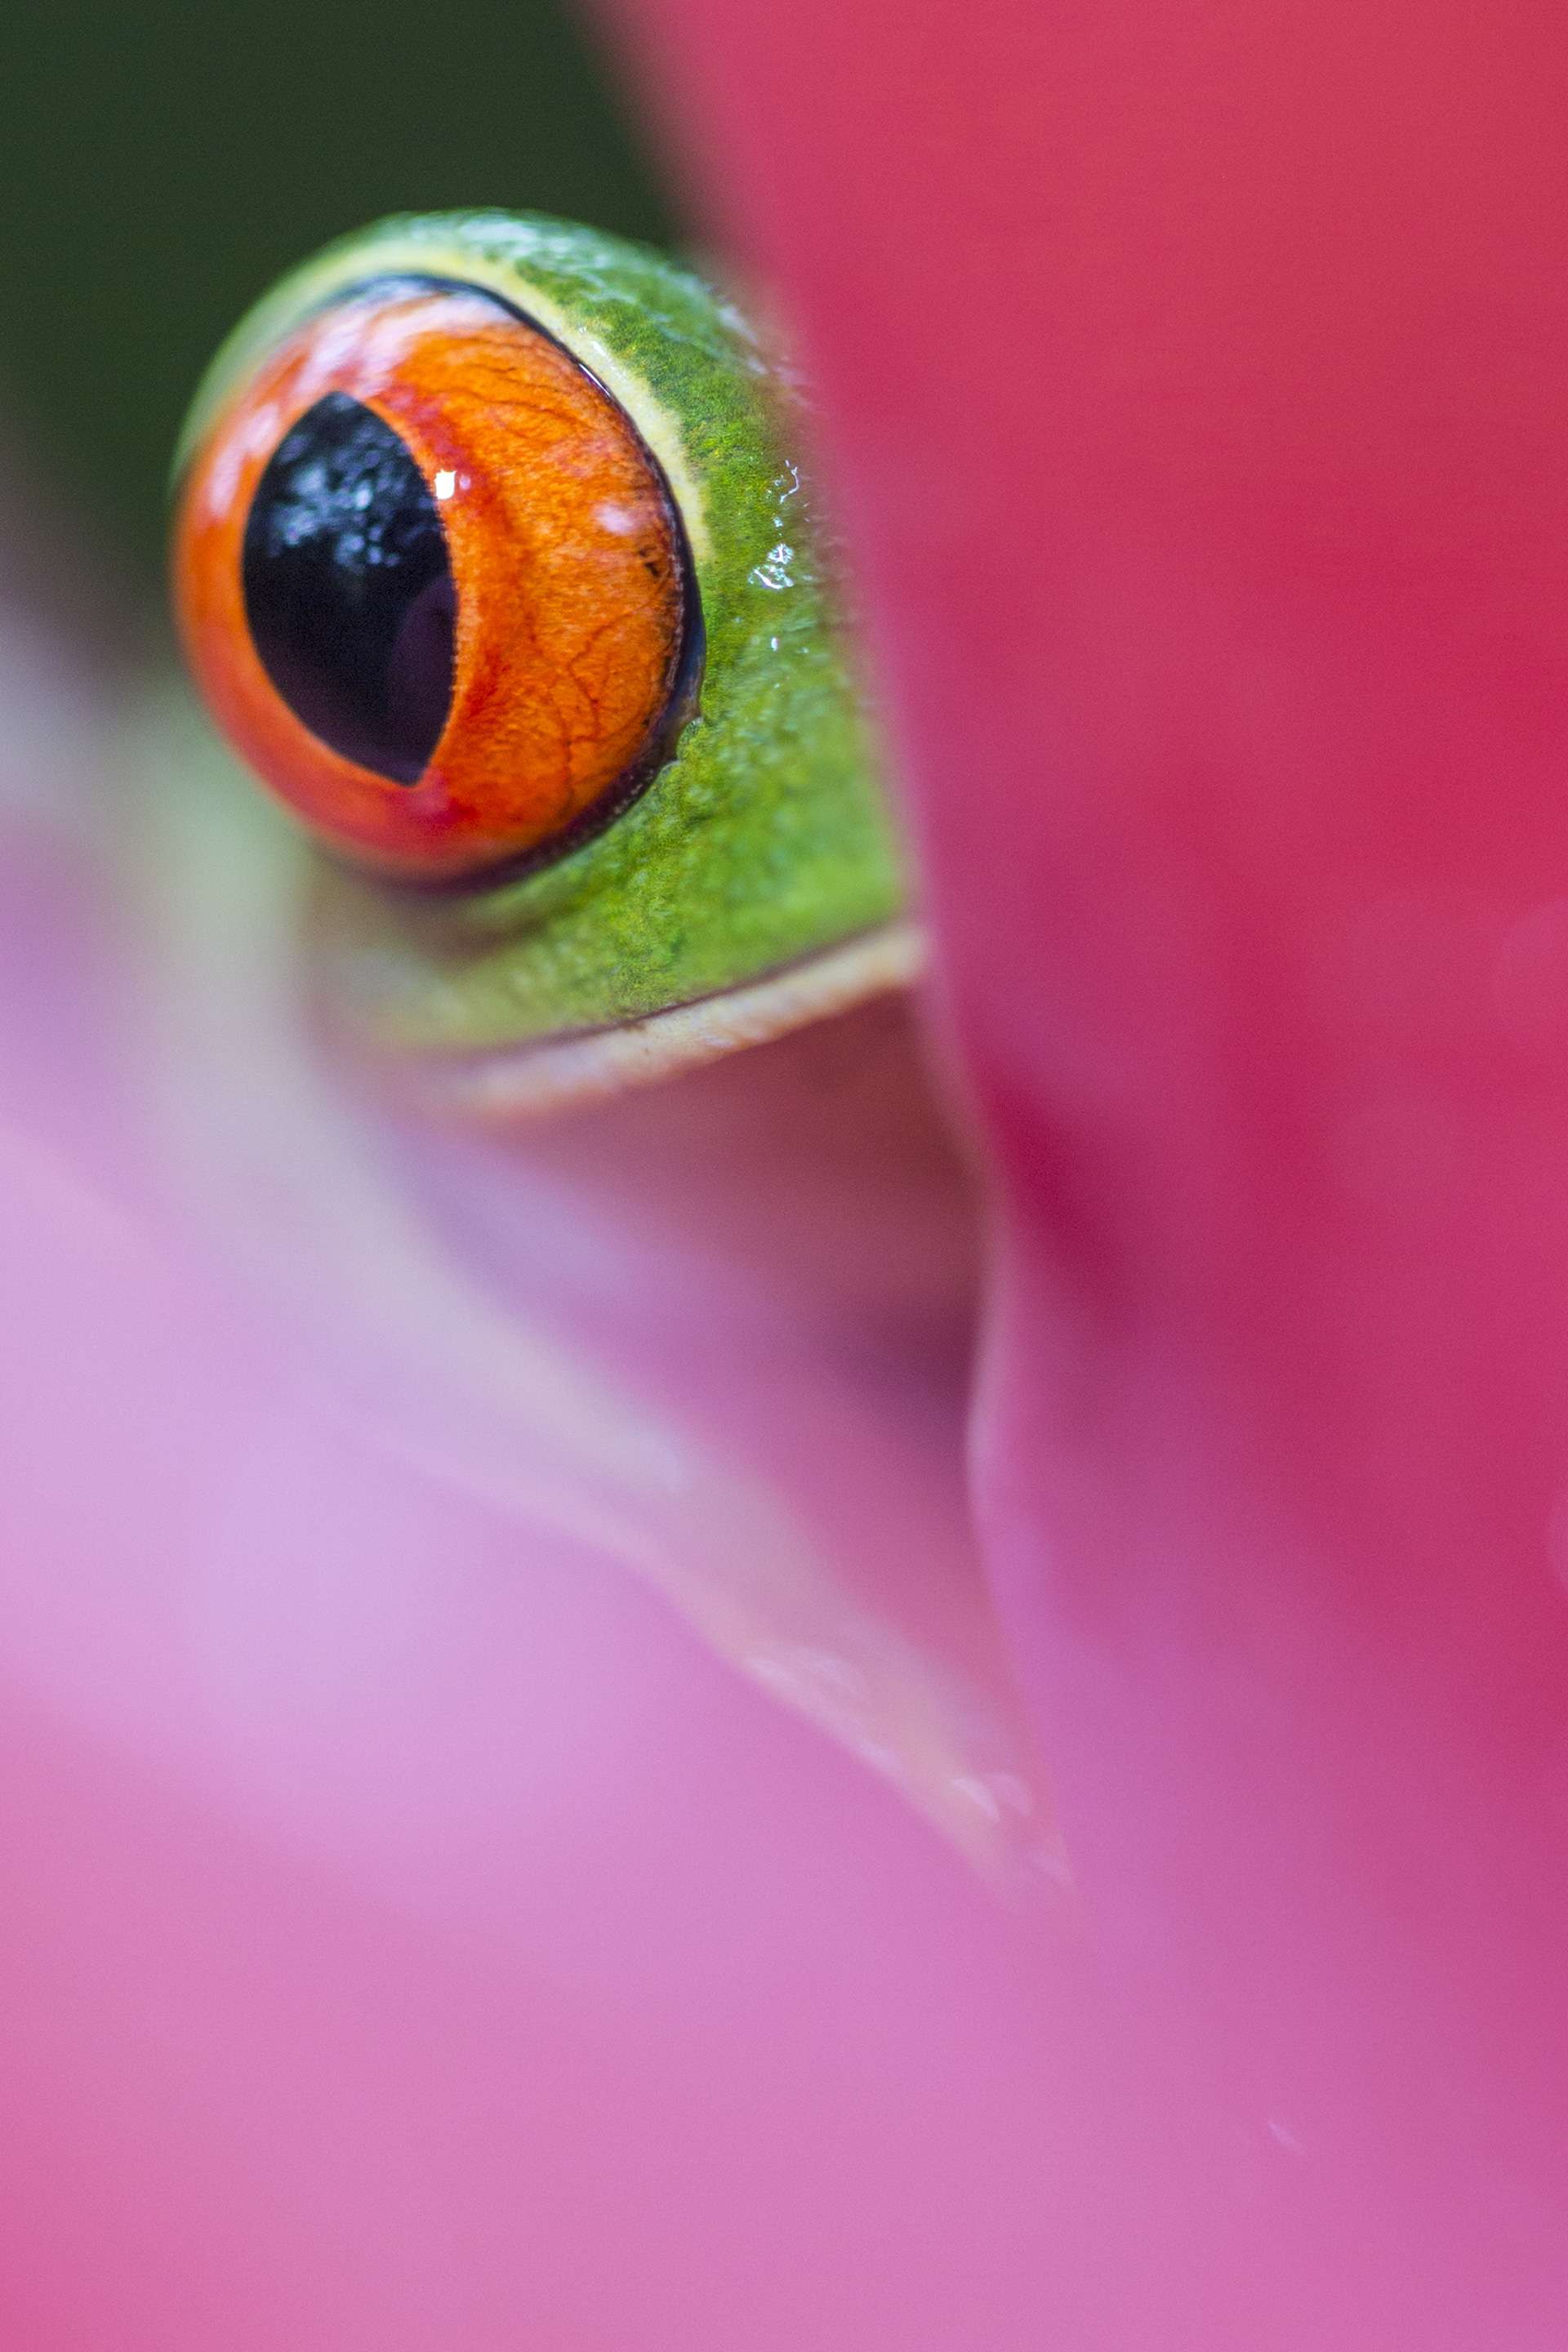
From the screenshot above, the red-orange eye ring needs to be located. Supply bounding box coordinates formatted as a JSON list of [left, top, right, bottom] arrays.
[[172, 278, 695, 883]]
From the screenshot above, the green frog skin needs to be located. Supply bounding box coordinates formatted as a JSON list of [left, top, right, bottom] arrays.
[[172, 210, 918, 1114]]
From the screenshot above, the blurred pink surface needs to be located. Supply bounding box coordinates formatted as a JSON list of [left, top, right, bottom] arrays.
[[0, 742, 1060, 2347], [603, 0, 1568, 2336], [0, 591, 1169, 2341]]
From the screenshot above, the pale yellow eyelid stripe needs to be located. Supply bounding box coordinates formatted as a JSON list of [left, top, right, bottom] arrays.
[[388, 921, 926, 1120], [244, 238, 715, 568]]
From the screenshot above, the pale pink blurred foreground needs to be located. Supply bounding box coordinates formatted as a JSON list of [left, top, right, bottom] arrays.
[[0, 584, 1154, 2346]]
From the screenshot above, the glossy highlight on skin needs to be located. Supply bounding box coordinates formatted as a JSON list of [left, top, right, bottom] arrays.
[[174, 278, 689, 882]]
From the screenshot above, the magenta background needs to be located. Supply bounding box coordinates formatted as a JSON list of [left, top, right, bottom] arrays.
[[600, 0, 1568, 2335]]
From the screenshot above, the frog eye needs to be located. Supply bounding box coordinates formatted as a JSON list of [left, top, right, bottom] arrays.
[[172, 277, 696, 883]]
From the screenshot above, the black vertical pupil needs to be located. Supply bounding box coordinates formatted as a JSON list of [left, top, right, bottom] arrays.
[[242, 390, 456, 784]]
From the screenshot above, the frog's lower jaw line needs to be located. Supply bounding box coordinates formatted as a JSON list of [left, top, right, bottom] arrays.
[[384, 920, 926, 1120]]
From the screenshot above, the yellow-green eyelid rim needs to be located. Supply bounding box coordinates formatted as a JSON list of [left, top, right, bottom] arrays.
[[173, 209, 911, 1067]]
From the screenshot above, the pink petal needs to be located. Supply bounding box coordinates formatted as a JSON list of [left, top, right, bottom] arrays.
[[604, 0, 1568, 2333]]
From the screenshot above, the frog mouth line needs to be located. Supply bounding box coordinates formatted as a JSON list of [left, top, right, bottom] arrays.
[[383, 920, 927, 1120]]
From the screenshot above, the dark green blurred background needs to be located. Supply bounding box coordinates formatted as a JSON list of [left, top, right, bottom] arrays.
[[3, 0, 674, 590]]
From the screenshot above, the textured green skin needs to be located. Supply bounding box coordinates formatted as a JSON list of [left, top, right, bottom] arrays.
[[176, 211, 904, 1054]]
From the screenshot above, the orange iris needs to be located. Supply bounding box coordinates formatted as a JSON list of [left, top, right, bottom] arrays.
[[172, 279, 692, 882]]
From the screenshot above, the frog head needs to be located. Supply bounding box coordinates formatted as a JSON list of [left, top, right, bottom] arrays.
[[171, 209, 916, 1113]]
